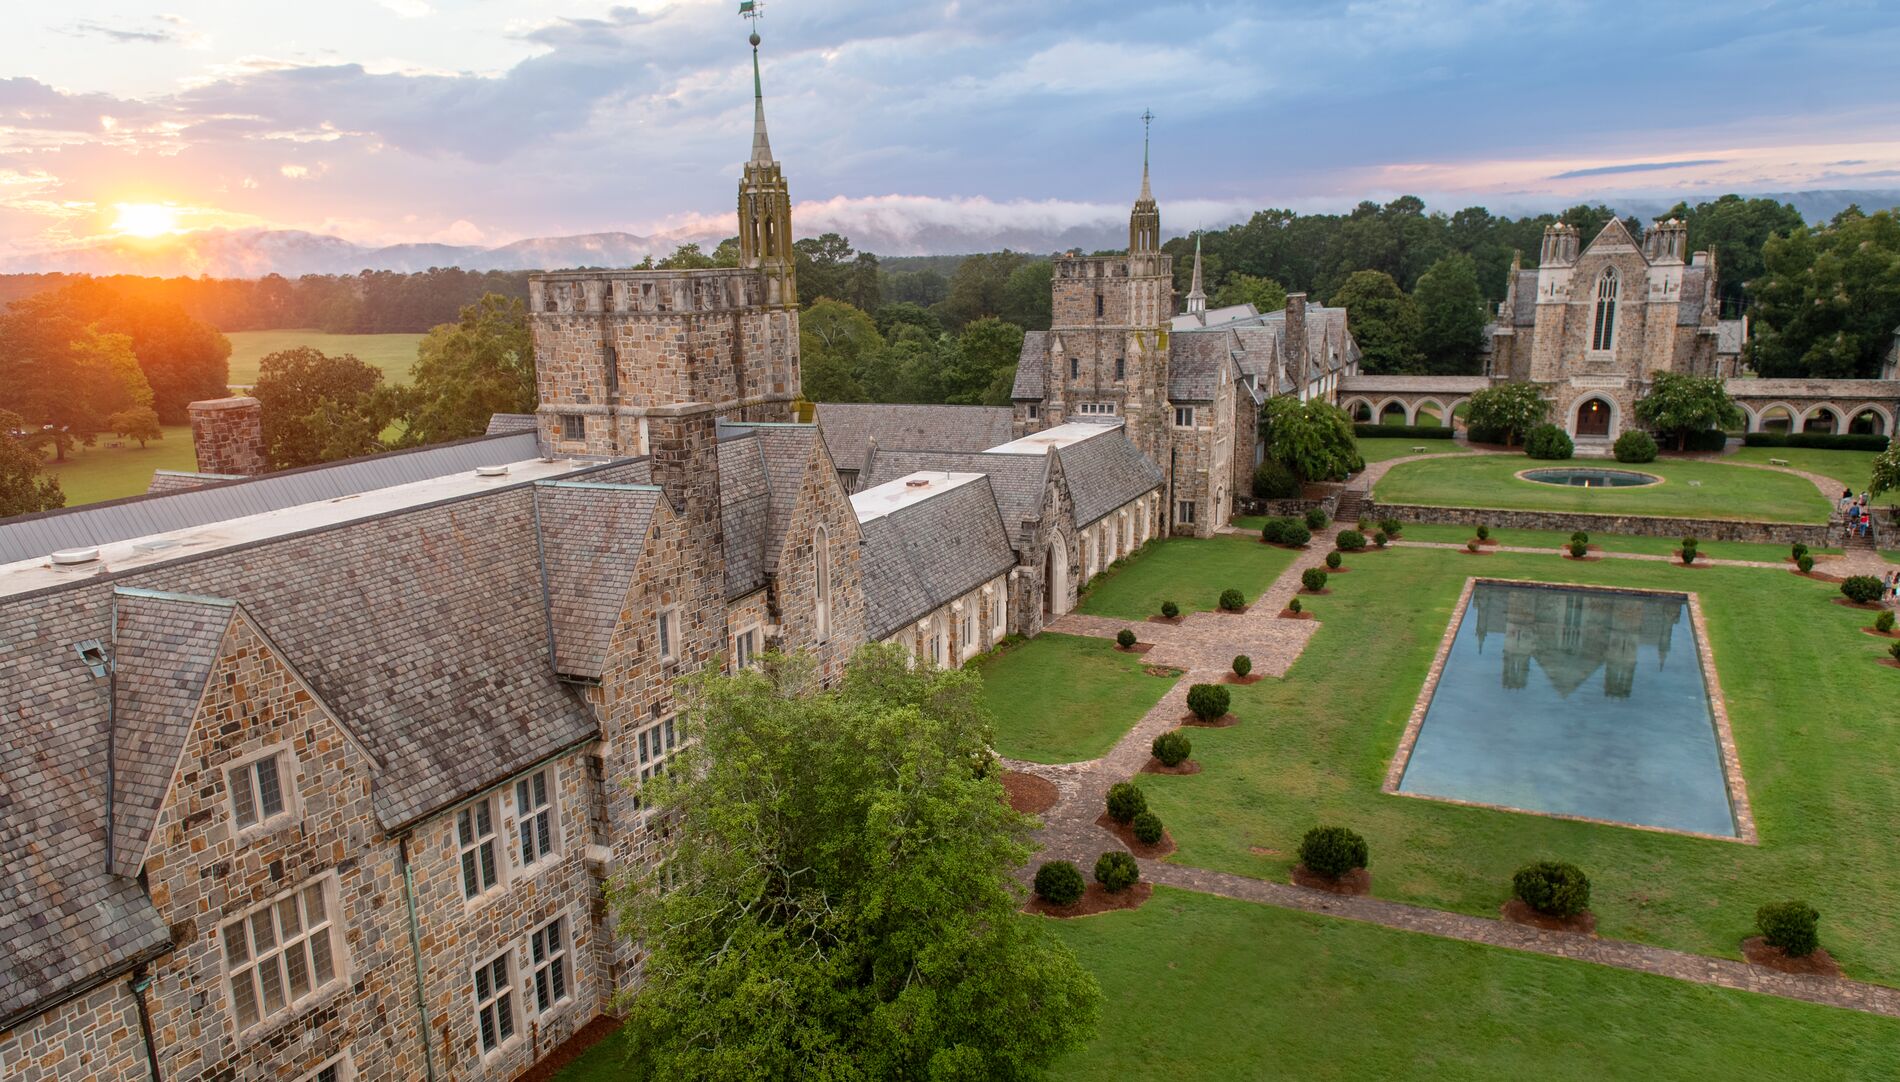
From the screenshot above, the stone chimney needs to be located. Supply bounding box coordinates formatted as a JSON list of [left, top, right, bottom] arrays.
[[187, 397, 267, 476], [1283, 293, 1308, 395]]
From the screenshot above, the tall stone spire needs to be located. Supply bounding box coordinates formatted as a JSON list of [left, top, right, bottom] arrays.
[[1186, 232, 1206, 320], [1129, 109, 1160, 253], [737, 14, 795, 306]]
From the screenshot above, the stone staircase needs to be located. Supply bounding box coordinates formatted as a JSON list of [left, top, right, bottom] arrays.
[[1334, 487, 1368, 526]]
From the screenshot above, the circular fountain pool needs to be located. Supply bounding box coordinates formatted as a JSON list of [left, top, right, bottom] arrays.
[[1520, 467, 1661, 488]]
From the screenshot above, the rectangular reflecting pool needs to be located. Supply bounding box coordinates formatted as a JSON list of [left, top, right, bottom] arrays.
[[1395, 581, 1739, 838]]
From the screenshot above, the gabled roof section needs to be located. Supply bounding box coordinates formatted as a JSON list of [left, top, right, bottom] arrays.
[[857, 475, 1017, 641], [1013, 332, 1048, 399], [533, 482, 662, 681], [859, 449, 1052, 553], [107, 588, 235, 879], [755, 426, 820, 570], [1584, 216, 1643, 256], [1167, 330, 1232, 402], [816, 403, 1016, 465], [717, 435, 772, 598], [1055, 428, 1164, 528]]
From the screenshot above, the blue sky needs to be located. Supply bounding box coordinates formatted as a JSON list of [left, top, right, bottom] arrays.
[[2, 0, 1898, 255]]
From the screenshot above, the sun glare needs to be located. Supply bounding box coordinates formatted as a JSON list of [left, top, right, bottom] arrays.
[[112, 203, 182, 238]]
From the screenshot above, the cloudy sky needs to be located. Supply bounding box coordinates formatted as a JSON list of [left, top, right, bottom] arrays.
[[3, 0, 1899, 257]]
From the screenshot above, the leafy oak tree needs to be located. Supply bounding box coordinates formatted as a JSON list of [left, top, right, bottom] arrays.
[[1328, 270, 1422, 374], [610, 646, 1102, 1081], [1212, 273, 1287, 313], [404, 294, 537, 444], [1747, 208, 1900, 379], [1412, 253, 1488, 375], [0, 410, 64, 517], [1261, 396, 1358, 482], [252, 347, 403, 468], [799, 299, 881, 402], [1464, 382, 1549, 446], [946, 317, 1023, 406], [1633, 371, 1743, 450], [107, 407, 164, 449]]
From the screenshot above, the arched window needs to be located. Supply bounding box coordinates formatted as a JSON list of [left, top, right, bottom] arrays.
[[814, 527, 831, 642], [1591, 268, 1619, 352]]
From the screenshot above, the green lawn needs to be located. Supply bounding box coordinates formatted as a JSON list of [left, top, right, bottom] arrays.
[[39, 424, 198, 507], [1389, 522, 1837, 562], [1375, 455, 1832, 523], [1136, 544, 1900, 983], [1355, 436, 1469, 463], [1075, 535, 1297, 620], [973, 633, 1179, 763], [1727, 446, 1897, 508], [1049, 888, 1900, 1080], [225, 329, 426, 386]]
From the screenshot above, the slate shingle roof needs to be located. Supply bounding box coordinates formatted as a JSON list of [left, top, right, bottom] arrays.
[[485, 413, 539, 436], [1055, 429, 1164, 529], [858, 450, 1051, 552], [534, 483, 661, 681], [717, 436, 772, 598], [816, 404, 1015, 468], [755, 427, 819, 571], [145, 470, 245, 496], [1166, 331, 1231, 402], [857, 477, 1017, 641], [106, 589, 236, 878], [1012, 332, 1048, 399]]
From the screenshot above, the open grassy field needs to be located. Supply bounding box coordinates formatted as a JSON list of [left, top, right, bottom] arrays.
[[1133, 543, 1900, 983], [972, 633, 1179, 763], [1727, 445, 1898, 508], [1355, 435, 1469, 463], [39, 424, 197, 507], [1074, 535, 1297, 621], [1375, 454, 1833, 523], [225, 329, 426, 386], [1389, 522, 1840, 562]]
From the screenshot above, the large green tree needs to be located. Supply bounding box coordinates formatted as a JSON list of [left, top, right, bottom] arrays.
[[937, 251, 1029, 333], [1746, 208, 1900, 379], [404, 293, 537, 444], [252, 347, 403, 468], [1633, 371, 1743, 450], [1261, 396, 1358, 481], [0, 315, 150, 460], [1412, 253, 1488, 375], [1328, 270, 1422, 373], [1212, 273, 1287, 313], [1464, 382, 1549, 446], [799, 299, 881, 402], [611, 646, 1102, 1080], [1658, 194, 1805, 311], [946, 317, 1024, 406], [0, 410, 64, 517], [10, 279, 229, 422]]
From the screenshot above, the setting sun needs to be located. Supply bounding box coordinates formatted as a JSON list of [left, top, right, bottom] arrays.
[[111, 202, 181, 238]]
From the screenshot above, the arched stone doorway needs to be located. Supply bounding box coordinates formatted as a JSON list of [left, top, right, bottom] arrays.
[[1045, 530, 1072, 616], [1576, 398, 1612, 438], [1851, 408, 1889, 436], [1802, 406, 1840, 434]]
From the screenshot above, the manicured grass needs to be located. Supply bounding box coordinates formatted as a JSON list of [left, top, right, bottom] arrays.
[[1049, 887, 1900, 1080], [1136, 544, 1900, 983], [39, 424, 198, 507], [1389, 522, 1837, 562], [1375, 454, 1832, 523], [554, 1030, 631, 1080], [1728, 446, 1898, 508], [1075, 535, 1296, 621], [1355, 436, 1469, 463], [225, 329, 426, 386], [973, 633, 1179, 763]]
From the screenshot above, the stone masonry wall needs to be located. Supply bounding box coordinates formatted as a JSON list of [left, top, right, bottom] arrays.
[[0, 979, 149, 1082], [766, 433, 866, 686], [141, 614, 415, 1082], [188, 397, 268, 476], [1368, 502, 1831, 546]]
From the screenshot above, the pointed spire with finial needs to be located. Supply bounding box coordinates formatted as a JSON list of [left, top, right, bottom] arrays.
[[748, 22, 773, 163], [737, 0, 794, 306], [1129, 108, 1160, 254], [1186, 232, 1206, 319], [1139, 108, 1154, 202]]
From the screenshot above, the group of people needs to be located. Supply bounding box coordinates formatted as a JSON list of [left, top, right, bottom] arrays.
[[1841, 488, 1879, 538], [1882, 571, 1900, 603]]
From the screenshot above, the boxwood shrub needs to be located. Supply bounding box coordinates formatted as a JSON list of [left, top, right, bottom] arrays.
[[1682, 428, 1731, 452], [1756, 900, 1820, 957], [1185, 683, 1230, 722], [1232, 654, 1252, 677], [1303, 507, 1329, 531], [1512, 861, 1591, 917], [1525, 423, 1575, 460], [1218, 588, 1246, 611], [1131, 811, 1165, 845], [1325, 550, 1342, 570], [1613, 429, 1658, 463], [1798, 554, 1815, 574], [1151, 730, 1192, 767], [1105, 781, 1147, 824], [1301, 567, 1328, 592], [1336, 529, 1367, 551], [1790, 541, 1809, 561], [1743, 432, 1887, 451], [1033, 860, 1086, 906], [1569, 540, 1588, 558], [1160, 600, 1179, 619], [1281, 523, 1312, 547], [1116, 628, 1137, 649], [1094, 850, 1140, 893], [1287, 597, 1302, 614], [1298, 826, 1368, 879], [1379, 517, 1403, 537], [1372, 530, 1388, 548], [1842, 575, 1884, 604], [1877, 610, 1895, 633]]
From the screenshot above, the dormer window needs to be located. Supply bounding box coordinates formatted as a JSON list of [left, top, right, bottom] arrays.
[[75, 640, 108, 678]]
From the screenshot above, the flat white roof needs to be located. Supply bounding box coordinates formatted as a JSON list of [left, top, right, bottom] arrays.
[[850, 470, 986, 524], [982, 421, 1118, 456], [0, 456, 589, 598]]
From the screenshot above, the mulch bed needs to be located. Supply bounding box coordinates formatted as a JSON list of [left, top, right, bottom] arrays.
[[1001, 771, 1059, 816], [1291, 864, 1371, 896], [1181, 712, 1239, 728], [1217, 604, 1252, 615], [1562, 553, 1602, 561], [1860, 627, 1900, 639], [1799, 570, 1846, 583], [1671, 556, 1712, 568], [1278, 609, 1315, 620], [1879, 658, 1900, 671], [1145, 665, 1184, 678], [515, 1015, 622, 1082], [1832, 597, 1885, 611], [1026, 881, 1154, 919], [1223, 672, 1264, 685], [1473, 537, 1501, 546], [1146, 614, 1185, 625], [1114, 642, 1155, 654], [1742, 936, 1843, 977], [1142, 756, 1202, 776], [1095, 812, 1177, 858], [1500, 899, 1598, 935], [1325, 564, 1352, 573]]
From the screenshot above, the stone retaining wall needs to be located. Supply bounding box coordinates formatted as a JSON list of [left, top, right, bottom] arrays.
[[1367, 502, 1835, 546]]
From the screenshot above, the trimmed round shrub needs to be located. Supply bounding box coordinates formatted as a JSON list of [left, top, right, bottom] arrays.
[[1756, 900, 1820, 957], [1569, 540, 1588, 558], [1105, 781, 1147, 824], [1681, 547, 1699, 564], [1186, 683, 1231, 722], [1889, 640, 1900, 663], [1511, 861, 1591, 917], [1304, 507, 1329, 531], [1841, 575, 1884, 604], [1298, 826, 1369, 879], [1336, 529, 1367, 551], [1151, 730, 1192, 767], [1161, 600, 1180, 619], [1282, 523, 1312, 547], [1301, 567, 1328, 592], [1252, 459, 1301, 500], [1570, 530, 1590, 544], [1116, 628, 1137, 649], [1260, 518, 1289, 544], [1876, 610, 1895, 633], [1680, 536, 1698, 551], [1466, 539, 1481, 553], [1797, 554, 1815, 574], [1325, 550, 1342, 570], [1525, 423, 1575, 460], [1287, 597, 1302, 614], [1218, 588, 1246, 612], [1373, 530, 1389, 548], [1475, 524, 1491, 541], [1379, 517, 1403, 537], [1790, 541, 1809, 561], [1094, 851, 1140, 893], [1613, 429, 1658, 463], [1131, 811, 1165, 845], [1232, 655, 1252, 678], [1033, 860, 1086, 906]]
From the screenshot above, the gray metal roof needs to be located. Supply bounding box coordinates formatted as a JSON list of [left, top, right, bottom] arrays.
[[0, 432, 543, 565]]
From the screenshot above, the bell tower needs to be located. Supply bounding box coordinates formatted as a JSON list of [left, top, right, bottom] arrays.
[[737, 11, 796, 308]]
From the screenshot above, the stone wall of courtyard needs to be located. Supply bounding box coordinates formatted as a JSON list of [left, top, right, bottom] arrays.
[[1368, 502, 1834, 547]]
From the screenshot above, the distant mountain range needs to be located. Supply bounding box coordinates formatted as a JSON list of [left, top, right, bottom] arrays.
[[7, 188, 1899, 280]]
